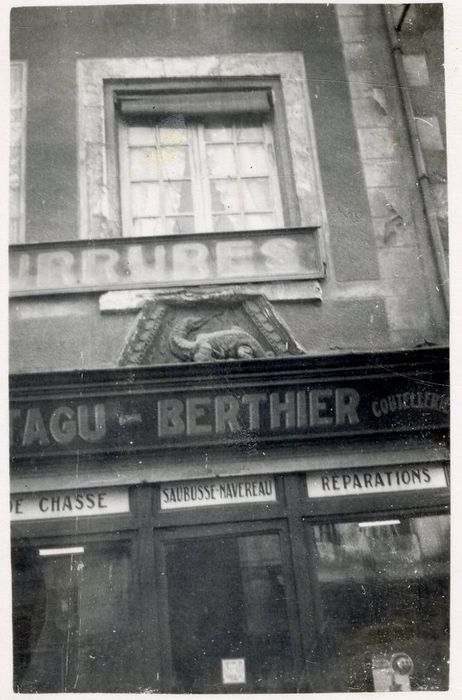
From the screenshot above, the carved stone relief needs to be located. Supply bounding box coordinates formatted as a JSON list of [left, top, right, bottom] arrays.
[[118, 288, 306, 366]]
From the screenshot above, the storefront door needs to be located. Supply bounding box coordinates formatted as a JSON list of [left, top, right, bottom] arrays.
[[156, 521, 302, 693]]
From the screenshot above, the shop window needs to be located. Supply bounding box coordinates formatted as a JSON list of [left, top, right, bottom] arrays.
[[10, 61, 27, 244], [116, 92, 285, 237], [12, 540, 134, 692], [308, 514, 449, 692]]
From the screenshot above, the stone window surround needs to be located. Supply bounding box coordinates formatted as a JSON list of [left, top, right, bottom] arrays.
[[10, 61, 27, 245], [77, 53, 326, 242]]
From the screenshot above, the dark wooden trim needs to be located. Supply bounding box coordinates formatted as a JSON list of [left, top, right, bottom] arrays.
[[10, 345, 449, 465], [10, 513, 136, 540], [131, 484, 163, 691], [10, 345, 449, 393], [301, 486, 449, 518], [153, 529, 175, 691], [283, 474, 325, 691]]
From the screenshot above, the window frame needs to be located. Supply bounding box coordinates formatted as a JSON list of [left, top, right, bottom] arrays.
[[154, 518, 305, 693], [78, 53, 325, 246], [104, 77, 300, 238], [117, 107, 285, 237]]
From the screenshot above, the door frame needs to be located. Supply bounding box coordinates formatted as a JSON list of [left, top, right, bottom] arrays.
[[153, 518, 306, 693]]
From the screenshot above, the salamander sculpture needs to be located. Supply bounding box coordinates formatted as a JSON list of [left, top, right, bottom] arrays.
[[169, 316, 272, 362]]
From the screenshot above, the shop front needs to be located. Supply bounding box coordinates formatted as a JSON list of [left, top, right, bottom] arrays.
[[10, 348, 449, 693]]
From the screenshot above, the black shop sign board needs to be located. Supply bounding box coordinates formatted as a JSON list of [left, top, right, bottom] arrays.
[[10, 350, 449, 462]]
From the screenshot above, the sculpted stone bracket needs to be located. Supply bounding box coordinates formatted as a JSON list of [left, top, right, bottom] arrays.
[[118, 288, 307, 366]]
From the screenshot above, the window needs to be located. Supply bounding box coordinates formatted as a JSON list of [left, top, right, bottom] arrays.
[[78, 54, 323, 241], [12, 539, 135, 692], [117, 91, 284, 237], [307, 513, 449, 691]]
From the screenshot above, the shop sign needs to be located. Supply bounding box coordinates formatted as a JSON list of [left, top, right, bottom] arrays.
[[9, 227, 322, 297], [10, 487, 130, 521], [160, 476, 276, 510], [10, 375, 449, 460], [306, 465, 447, 498]]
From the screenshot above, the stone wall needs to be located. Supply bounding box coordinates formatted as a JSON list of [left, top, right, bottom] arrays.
[[9, 4, 448, 373]]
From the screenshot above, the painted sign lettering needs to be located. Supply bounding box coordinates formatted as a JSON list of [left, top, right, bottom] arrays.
[[371, 391, 449, 417], [306, 465, 447, 498], [160, 476, 276, 509], [10, 487, 130, 520], [10, 228, 322, 297], [10, 376, 449, 460]]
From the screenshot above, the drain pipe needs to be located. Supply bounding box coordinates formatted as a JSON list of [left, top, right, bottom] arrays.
[[383, 5, 449, 314]]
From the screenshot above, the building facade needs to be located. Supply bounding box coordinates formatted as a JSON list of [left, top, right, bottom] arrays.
[[10, 4, 449, 693]]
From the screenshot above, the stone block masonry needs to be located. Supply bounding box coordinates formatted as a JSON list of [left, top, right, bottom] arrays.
[[335, 4, 446, 344]]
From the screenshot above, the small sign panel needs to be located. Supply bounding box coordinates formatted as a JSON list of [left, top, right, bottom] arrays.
[[306, 465, 447, 498], [222, 658, 246, 685], [160, 476, 276, 510], [10, 487, 130, 521]]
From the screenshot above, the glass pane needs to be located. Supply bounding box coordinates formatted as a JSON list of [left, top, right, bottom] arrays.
[[213, 214, 243, 232], [245, 213, 275, 231], [12, 541, 134, 693], [159, 146, 190, 179], [238, 143, 269, 177], [132, 217, 161, 237], [164, 216, 195, 235], [206, 144, 236, 178], [309, 514, 449, 692], [204, 119, 233, 143], [242, 177, 272, 211], [165, 532, 296, 693], [236, 116, 264, 143], [209, 179, 240, 212], [164, 180, 193, 215], [129, 147, 161, 181], [158, 115, 188, 146], [123, 116, 283, 236], [128, 124, 156, 147], [130, 182, 160, 217]]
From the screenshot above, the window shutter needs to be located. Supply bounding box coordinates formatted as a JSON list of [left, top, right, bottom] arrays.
[[118, 90, 271, 117]]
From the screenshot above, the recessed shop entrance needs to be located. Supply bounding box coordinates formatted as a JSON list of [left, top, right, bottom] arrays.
[[156, 522, 300, 693]]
